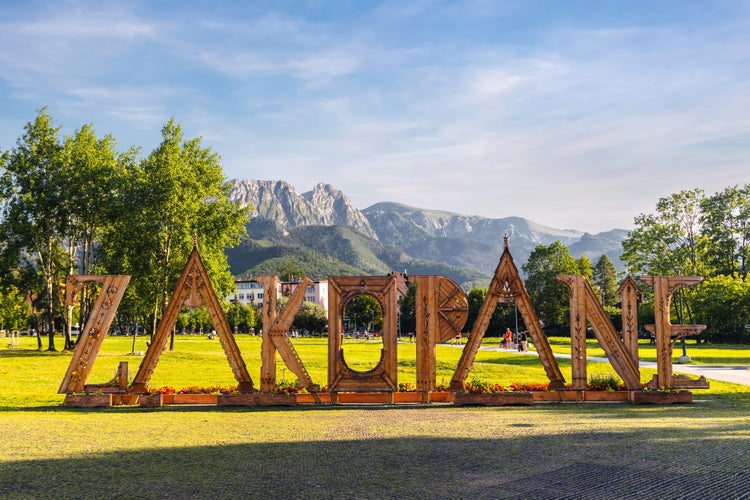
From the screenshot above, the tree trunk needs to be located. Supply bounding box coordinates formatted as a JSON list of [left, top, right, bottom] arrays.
[[46, 275, 56, 352]]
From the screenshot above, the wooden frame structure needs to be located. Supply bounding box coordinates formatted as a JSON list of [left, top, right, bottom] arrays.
[[640, 276, 708, 390], [257, 275, 322, 401], [130, 244, 254, 394], [59, 237, 708, 406], [412, 275, 468, 401], [557, 274, 641, 390], [450, 236, 565, 390], [59, 274, 130, 394], [326, 276, 399, 402]]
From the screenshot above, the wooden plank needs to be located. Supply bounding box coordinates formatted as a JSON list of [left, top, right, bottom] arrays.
[[131, 245, 254, 393], [558, 275, 641, 390], [618, 276, 641, 368], [640, 275, 706, 390], [59, 275, 130, 394], [450, 237, 565, 390]]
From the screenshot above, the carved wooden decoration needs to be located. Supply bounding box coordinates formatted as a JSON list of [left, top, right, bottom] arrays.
[[130, 244, 254, 393], [412, 275, 469, 399], [618, 276, 642, 367], [59, 238, 711, 407], [257, 275, 321, 400], [450, 236, 565, 391], [640, 276, 708, 390], [327, 276, 399, 400], [557, 274, 641, 390], [59, 274, 130, 394]]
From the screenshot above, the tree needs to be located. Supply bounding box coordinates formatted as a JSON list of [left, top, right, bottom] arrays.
[[522, 241, 580, 328], [621, 189, 706, 276], [464, 287, 486, 334], [345, 295, 382, 332], [577, 255, 594, 283], [226, 302, 257, 334], [292, 302, 327, 335], [58, 124, 124, 348], [101, 119, 250, 338], [593, 254, 619, 306], [278, 261, 305, 282], [0, 108, 66, 350], [464, 287, 518, 336], [700, 184, 750, 276], [398, 283, 417, 336], [692, 273, 750, 343], [0, 286, 31, 332]]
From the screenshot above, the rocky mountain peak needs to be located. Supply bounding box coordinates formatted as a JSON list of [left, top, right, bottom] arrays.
[[228, 179, 377, 239]]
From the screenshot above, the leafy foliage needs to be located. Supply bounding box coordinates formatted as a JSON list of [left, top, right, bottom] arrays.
[[522, 241, 581, 328], [622, 185, 750, 343], [0, 110, 249, 340]]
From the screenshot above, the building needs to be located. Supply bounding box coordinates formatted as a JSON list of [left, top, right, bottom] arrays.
[[228, 279, 329, 313], [229, 280, 266, 307]]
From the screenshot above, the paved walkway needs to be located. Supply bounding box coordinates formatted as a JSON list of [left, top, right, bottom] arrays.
[[483, 345, 750, 386]]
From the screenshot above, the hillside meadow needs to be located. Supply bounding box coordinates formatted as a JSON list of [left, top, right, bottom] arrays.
[[1, 335, 748, 499]]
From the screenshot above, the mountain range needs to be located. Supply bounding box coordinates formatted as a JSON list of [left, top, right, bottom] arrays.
[[225, 179, 629, 289]]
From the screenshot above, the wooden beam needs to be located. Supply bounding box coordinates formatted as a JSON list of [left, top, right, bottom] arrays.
[[130, 246, 254, 394], [640, 275, 706, 390], [59, 275, 130, 394], [558, 275, 641, 390], [451, 237, 565, 390], [257, 276, 320, 397]]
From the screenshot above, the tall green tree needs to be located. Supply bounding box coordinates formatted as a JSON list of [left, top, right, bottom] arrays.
[[101, 118, 250, 335], [692, 273, 750, 343], [398, 283, 417, 336], [0, 286, 31, 332], [345, 295, 382, 332], [292, 302, 328, 335], [278, 261, 306, 282], [58, 125, 125, 348], [593, 254, 619, 306], [0, 108, 66, 350], [621, 189, 706, 276], [522, 241, 580, 328], [700, 184, 750, 276]]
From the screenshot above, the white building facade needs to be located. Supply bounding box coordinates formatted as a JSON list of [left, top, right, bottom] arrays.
[[228, 279, 329, 313]]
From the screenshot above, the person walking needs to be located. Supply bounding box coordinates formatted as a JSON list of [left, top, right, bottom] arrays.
[[519, 331, 528, 352], [504, 328, 513, 349]]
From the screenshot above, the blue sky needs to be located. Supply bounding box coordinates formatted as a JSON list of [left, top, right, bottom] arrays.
[[1, 1, 748, 233]]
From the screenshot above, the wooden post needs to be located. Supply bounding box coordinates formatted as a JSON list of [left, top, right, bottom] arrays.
[[257, 275, 279, 393], [640, 276, 706, 390], [558, 275, 641, 390], [618, 276, 641, 368], [59, 275, 130, 394], [413, 276, 468, 394], [451, 236, 565, 390], [566, 275, 588, 391]]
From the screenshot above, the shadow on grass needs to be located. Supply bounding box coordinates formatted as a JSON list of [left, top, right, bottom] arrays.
[[0, 349, 70, 358], [1, 390, 748, 413], [2, 421, 748, 499]]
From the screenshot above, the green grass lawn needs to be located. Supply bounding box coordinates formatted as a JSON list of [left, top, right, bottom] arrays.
[[3, 334, 749, 406], [1, 334, 748, 499], [543, 335, 750, 365]]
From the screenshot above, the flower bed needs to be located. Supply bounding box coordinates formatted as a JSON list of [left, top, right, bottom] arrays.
[[454, 392, 533, 406], [218, 393, 297, 406]]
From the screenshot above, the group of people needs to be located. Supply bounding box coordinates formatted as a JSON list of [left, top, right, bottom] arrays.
[[503, 327, 528, 352]]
